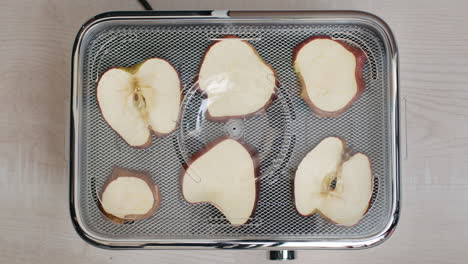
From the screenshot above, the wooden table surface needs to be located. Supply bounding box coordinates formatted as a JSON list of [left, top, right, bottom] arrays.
[[1, 0, 467, 263]]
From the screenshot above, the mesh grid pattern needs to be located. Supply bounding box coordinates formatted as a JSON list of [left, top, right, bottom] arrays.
[[77, 21, 391, 240]]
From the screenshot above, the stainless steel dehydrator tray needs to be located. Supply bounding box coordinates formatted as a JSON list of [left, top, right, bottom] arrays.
[[70, 10, 400, 252]]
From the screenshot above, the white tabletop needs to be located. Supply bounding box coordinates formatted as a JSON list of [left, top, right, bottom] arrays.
[[1, 0, 467, 263]]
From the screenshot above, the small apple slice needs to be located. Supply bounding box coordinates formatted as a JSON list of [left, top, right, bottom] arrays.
[[97, 58, 182, 147], [293, 36, 366, 117], [181, 137, 258, 226], [197, 36, 278, 121], [294, 137, 373, 226], [99, 167, 161, 224]]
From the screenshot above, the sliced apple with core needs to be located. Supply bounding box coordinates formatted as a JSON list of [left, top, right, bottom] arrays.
[[197, 36, 278, 121], [97, 58, 182, 147], [293, 36, 366, 117], [294, 137, 373, 226], [99, 167, 161, 224], [181, 137, 258, 226]]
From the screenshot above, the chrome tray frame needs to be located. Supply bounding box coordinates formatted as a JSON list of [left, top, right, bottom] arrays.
[[69, 10, 400, 251]]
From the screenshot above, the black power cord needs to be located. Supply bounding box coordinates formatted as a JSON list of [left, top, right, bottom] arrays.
[[138, 0, 153, 10]]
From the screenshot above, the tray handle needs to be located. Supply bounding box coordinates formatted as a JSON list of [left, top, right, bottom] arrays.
[[269, 250, 296, 260]]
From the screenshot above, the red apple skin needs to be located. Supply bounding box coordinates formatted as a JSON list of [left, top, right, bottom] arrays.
[[96, 58, 183, 148], [195, 35, 279, 122], [180, 136, 260, 227], [98, 167, 161, 224], [293, 36, 367, 117], [292, 137, 374, 227]]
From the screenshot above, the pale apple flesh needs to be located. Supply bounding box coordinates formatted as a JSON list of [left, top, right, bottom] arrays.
[[181, 137, 258, 226], [294, 37, 366, 117], [294, 137, 373, 226], [197, 36, 278, 120], [100, 167, 161, 224], [97, 58, 182, 147]]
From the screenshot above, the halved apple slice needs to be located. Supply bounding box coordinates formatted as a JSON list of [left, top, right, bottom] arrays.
[[181, 137, 259, 226], [197, 36, 278, 121], [294, 137, 373, 226], [293, 36, 366, 117], [99, 167, 161, 224], [97, 58, 182, 147]]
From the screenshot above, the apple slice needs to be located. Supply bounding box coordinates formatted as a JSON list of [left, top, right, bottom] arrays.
[[293, 36, 366, 117], [99, 167, 161, 224], [294, 137, 373, 226], [97, 58, 182, 147], [197, 36, 278, 121], [181, 137, 259, 226]]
